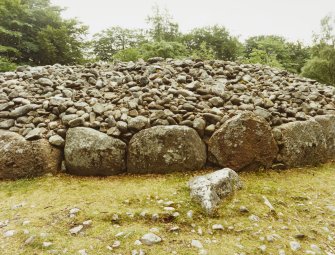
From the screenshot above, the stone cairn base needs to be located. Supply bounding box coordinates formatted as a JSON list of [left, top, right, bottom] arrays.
[[1, 58, 335, 179]]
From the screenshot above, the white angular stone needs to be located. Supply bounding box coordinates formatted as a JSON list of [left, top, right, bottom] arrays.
[[189, 168, 242, 214]]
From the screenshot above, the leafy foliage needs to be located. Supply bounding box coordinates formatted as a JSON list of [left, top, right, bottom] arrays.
[[302, 15, 335, 85], [139, 41, 188, 60], [0, 0, 88, 65], [113, 41, 188, 62], [190, 42, 215, 60], [92, 27, 146, 62], [183, 25, 242, 61], [0, 57, 17, 72], [243, 49, 282, 68], [146, 5, 181, 42], [113, 48, 142, 62], [1, 1, 333, 87], [243, 35, 310, 73]]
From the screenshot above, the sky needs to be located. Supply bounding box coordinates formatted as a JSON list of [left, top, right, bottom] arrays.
[[51, 0, 334, 44]]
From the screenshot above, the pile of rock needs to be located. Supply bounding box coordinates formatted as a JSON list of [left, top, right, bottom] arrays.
[[1, 58, 335, 179]]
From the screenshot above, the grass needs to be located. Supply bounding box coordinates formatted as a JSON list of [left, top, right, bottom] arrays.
[[0, 164, 335, 255]]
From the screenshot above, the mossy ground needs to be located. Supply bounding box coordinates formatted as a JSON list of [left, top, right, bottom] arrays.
[[0, 164, 335, 255]]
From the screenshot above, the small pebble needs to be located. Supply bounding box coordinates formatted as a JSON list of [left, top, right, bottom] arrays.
[[249, 214, 260, 222], [259, 245, 266, 252], [115, 232, 124, 237], [112, 240, 121, 248], [169, 226, 180, 232], [163, 207, 175, 211], [140, 233, 162, 246], [191, 239, 203, 249], [4, 230, 15, 237], [212, 224, 224, 230], [24, 235, 35, 245], [187, 210, 193, 218], [83, 220, 92, 226], [78, 249, 88, 255], [239, 206, 249, 213], [69, 225, 83, 235], [289, 241, 301, 251], [42, 242, 53, 247]]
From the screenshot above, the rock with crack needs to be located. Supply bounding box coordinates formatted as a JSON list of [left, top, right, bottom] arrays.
[[189, 168, 242, 215], [208, 111, 278, 171]]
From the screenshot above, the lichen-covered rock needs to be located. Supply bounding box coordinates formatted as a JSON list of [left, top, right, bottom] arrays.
[[0, 130, 62, 179], [64, 127, 126, 176], [189, 168, 242, 215], [208, 112, 278, 171], [127, 125, 206, 174], [315, 115, 335, 160], [273, 119, 327, 168]]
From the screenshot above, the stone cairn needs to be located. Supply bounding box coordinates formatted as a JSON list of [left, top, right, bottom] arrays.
[[1, 57, 335, 179]]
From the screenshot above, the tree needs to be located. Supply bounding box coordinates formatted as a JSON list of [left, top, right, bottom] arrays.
[[92, 27, 146, 61], [183, 25, 242, 61], [146, 5, 181, 42], [243, 49, 282, 68], [36, 20, 88, 65], [0, 0, 29, 61], [286, 41, 310, 73], [0, 0, 88, 66], [244, 35, 310, 73], [302, 14, 335, 85], [190, 42, 215, 60], [113, 48, 141, 62], [113, 41, 188, 62], [139, 41, 188, 60]]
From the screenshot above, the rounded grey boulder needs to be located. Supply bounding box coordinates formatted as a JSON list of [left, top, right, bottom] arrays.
[[273, 119, 327, 168], [64, 127, 126, 176], [0, 130, 62, 179], [127, 125, 207, 174], [208, 112, 278, 171]]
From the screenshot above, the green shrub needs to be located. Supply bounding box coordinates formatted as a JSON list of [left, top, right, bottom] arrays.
[[113, 48, 142, 62], [0, 57, 16, 72], [139, 41, 188, 60], [113, 41, 189, 62]]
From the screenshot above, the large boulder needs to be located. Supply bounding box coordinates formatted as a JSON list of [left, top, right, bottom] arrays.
[[208, 112, 278, 171], [127, 125, 206, 174], [189, 168, 242, 215], [315, 115, 335, 160], [64, 127, 126, 176], [0, 130, 62, 179], [272, 119, 327, 168]]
